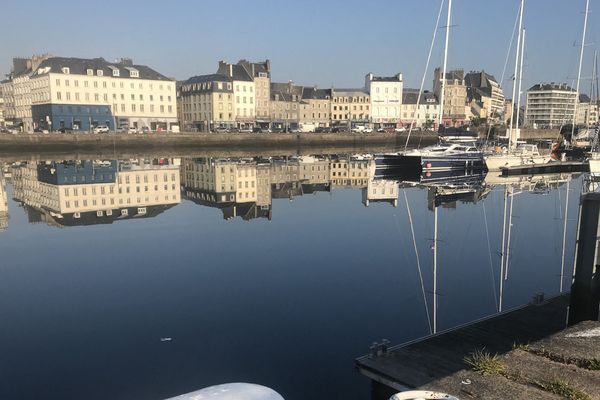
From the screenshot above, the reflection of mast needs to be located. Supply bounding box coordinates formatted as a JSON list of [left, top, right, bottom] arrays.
[[504, 188, 515, 281], [433, 206, 438, 334], [499, 187, 508, 312], [560, 180, 570, 292]]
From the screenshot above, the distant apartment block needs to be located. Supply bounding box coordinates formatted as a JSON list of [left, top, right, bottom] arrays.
[[525, 83, 577, 129], [365, 73, 403, 128]]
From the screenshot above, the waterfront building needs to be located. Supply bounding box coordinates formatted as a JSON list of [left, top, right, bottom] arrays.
[[11, 159, 181, 226], [24, 57, 177, 132], [464, 71, 505, 121], [0, 94, 4, 128], [365, 73, 403, 129], [330, 89, 370, 128], [576, 94, 599, 126], [299, 87, 331, 128], [179, 74, 234, 131], [433, 68, 468, 126], [1, 55, 51, 132], [525, 83, 578, 129], [237, 60, 271, 129], [217, 61, 256, 129], [270, 82, 303, 130], [0, 174, 8, 231], [400, 89, 440, 128]]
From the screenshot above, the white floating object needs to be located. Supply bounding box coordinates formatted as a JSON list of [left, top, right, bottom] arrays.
[[165, 383, 285, 400], [160, 337, 172, 342], [390, 391, 459, 400]]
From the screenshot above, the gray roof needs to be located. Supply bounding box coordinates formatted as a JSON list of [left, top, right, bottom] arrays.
[[185, 74, 232, 84], [332, 88, 369, 97], [367, 73, 402, 82], [271, 82, 303, 101], [464, 71, 499, 97], [528, 83, 576, 92], [402, 89, 438, 105], [237, 59, 270, 78], [579, 94, 591, 103], [301, 87, 331, 100], [437, 68, 464, 81], [180, 74, 233, 94], [217, 61, 253, 82], [31, 57, 172, 80]]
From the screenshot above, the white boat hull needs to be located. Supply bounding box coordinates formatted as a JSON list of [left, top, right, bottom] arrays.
[[589, 158, 600, 175], [484, 154, 553, 171]]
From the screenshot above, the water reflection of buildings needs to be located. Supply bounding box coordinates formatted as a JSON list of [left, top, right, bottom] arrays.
[[11, 159, 181, 227], [0, 173, 8, 231], [181, 155, 399, 220]]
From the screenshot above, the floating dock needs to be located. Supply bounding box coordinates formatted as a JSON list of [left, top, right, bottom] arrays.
[[500, 161, 588, 176], [355, 295, 600, 399]]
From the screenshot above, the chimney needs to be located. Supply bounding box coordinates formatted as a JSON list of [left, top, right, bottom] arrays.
[[266, 59, 271, 72], [229, 64, 233, 77], [251, 64, 255, 77]]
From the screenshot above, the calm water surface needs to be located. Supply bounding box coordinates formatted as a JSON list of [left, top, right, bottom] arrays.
[[0, 155, 581, 400]]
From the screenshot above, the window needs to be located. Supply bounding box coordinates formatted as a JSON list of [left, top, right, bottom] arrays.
[[97, 70, 103, 76], [56, 79, 61, 86], [56, 91, 61, 100], [132, 104, 136, 112], [86, 69, 93, 75], [62, 67, 70, 74]]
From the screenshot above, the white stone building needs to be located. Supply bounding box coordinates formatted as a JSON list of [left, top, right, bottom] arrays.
[[365, 73, 403, 128]]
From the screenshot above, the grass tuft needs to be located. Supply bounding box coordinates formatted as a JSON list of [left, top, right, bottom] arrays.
[[464, 349, 506, 376], [543, 379, 591, 400]]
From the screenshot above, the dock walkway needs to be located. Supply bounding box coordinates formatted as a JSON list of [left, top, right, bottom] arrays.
[[356, 295, 600, 399]]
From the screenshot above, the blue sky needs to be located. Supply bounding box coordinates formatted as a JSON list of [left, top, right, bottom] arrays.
[[1, 0, 599, 96]]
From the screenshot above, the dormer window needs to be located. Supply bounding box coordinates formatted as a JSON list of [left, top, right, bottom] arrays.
[[108, 66, 120, 77], [258, 72, 267, 78], [130, 70, 138, 78], [61, 67, 70, 74], [97, 69, 103, 76], [86, 69, 93, 76]]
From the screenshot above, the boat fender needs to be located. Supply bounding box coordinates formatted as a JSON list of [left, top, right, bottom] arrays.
[[390, 390, 459, 400]]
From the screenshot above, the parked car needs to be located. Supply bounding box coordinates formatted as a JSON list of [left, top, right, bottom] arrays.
[[331, 127, 342, 133], [56, 127, 73, 134], [128, 126, 138, 134], [364, 127, 373, 133], [270, 127, 284, 133], [239, 127, 253, 133], [213, 127, 228, 133], [228, 127, 240, 133], [34, 128, 50, 134], [93, 125, 110, 134], [141, 126, 151, 134], [395, 127, 407, 133]]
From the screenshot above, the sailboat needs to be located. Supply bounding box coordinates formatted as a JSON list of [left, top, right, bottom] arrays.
[[375, 0, 485, 174], [485, 0, 553, 171]]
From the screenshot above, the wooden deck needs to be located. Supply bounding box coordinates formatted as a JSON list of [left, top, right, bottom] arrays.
[[355, 295, 571, 394]]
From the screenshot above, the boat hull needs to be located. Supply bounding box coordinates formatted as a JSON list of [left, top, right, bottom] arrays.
[[484, 154, 552, 171], [375, 153, 485, 173]]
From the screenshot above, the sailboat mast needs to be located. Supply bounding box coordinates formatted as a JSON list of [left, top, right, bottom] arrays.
[[433, 206, 438, 334], [504, 188, 515, 281], [515, 28, 526, 139], [572, 0, 589, 138], [438, 0, 452, 127], [509, 0, 524, 149]]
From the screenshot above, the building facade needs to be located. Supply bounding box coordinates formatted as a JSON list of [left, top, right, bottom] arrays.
[[178, 74, 234, 131], [365, 73, 403, 128], [330, 89, 370, 127], [217, 61, 256, 129], [27, 57, 177, 132], [525, 83, 578, 129], [400, 89, 440, 128], [433, 68, 468, 126], [464, 71, 505, 121], [270, 81, 303, 130], [299, 87, 331, 128], [238, 60, 271, 128]]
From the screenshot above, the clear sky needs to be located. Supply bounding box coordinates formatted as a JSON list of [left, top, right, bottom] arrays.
[[1, 0, 599, 96]]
